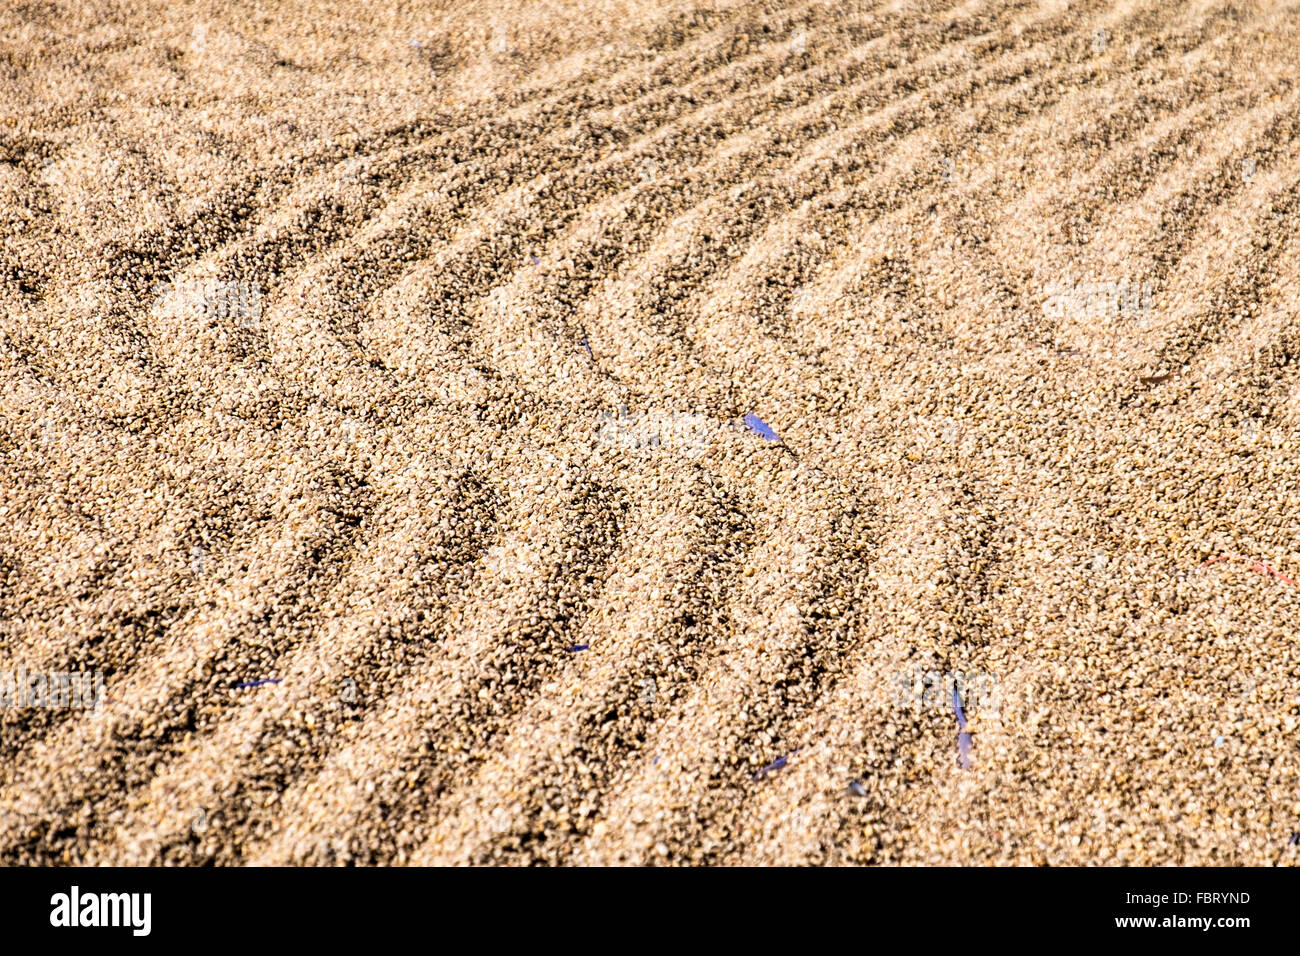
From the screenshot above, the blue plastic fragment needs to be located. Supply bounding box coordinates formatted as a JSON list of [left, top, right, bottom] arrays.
[[954, 686, 972, 769], [848, 780, 867, 797], [743, 412, 782, 443], [234, 678, 282, 690], [754, 747, 801, 781], [529, 254, 541, 265], [566, 643, 590, 652]]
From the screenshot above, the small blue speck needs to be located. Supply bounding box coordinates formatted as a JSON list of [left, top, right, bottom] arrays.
[[754, 751, 795, 781], [743, 412, 781, 443], [234, 678, 283, 690]]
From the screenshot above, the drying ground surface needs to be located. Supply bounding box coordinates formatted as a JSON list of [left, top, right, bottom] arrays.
[[3, 0, 1300, 864]]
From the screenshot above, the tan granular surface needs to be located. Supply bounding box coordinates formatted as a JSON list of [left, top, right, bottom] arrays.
[[2, 0, 1300, 866]]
